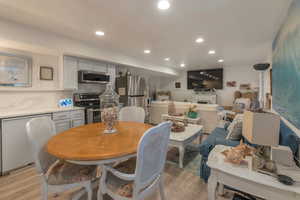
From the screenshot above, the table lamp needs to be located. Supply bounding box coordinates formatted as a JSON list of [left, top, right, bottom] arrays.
[[242, 110, 280, 146]]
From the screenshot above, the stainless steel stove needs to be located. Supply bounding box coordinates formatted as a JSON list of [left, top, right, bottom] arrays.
[[73, 93, 101, 124]]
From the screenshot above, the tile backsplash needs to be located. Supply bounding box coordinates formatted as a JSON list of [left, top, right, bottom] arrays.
[[0, 91, 72, 112]]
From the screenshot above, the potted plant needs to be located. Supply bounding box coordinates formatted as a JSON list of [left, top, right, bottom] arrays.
[[187, 105, 198, 119]]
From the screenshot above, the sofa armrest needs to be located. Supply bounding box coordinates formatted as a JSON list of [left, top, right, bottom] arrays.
[[200, 137, 240, 158], [215, 138, 240, 148]]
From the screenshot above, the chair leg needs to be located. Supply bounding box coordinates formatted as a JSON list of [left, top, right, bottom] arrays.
[[85, 183, 93, 200], [159, 177, 166, 200], [41, 182, 48, 200]]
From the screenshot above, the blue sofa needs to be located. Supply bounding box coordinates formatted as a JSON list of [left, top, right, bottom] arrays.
[[199, 120, 300, 182]]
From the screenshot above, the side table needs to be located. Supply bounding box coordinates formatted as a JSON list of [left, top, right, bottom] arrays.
[[207, 145, 300, 200]]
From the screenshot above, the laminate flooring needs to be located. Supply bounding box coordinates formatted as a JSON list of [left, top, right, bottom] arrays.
[[0, 163, 232, 200]]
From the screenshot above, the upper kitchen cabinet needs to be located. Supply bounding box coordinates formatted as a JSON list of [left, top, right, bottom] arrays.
[[62, 56, 116, 90], [78, 58, 107, 72], [63, 56, 78, 90]]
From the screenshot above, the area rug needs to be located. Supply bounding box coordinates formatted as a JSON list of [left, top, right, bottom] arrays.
[[166, 145, 201, 176]]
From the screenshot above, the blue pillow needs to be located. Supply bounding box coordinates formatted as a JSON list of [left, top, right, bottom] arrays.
[[279, 121, 300, 157]]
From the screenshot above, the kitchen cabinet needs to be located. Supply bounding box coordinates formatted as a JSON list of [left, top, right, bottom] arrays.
[[78, 59, 107, 72], [54, 120, 71, 133], [63, 56, 117, 90], [63, 56, 78, 90], [0, 109, 84, 174], [53, 110, 85, 134], [72, 119, 85, 127], [1, 114, 52, 173]]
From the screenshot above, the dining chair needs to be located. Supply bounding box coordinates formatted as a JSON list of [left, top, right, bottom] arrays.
[[119, 106, 146, 123], [26, 117, 97, 200], [98, 121, 172, 200]]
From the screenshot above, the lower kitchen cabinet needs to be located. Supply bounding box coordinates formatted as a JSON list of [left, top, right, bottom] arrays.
[[0, 109, 85, 174], [1, 114, 52, 173], [72, 118, 85, 127], [53, 110, 85, 134], [54, 120, 71, 133]]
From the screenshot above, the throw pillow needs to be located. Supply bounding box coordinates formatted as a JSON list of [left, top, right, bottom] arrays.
[[227, 114, 243, 132], [226, 120, 243, 141], [226, 114, 244, 141]]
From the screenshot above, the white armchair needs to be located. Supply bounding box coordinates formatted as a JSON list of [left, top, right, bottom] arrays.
[[149, 101, 220, 133]]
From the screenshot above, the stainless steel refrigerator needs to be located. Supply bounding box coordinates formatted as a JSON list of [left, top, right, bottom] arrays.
[[116, 74, 146, 107]]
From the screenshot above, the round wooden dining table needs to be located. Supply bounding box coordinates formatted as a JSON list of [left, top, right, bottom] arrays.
[[47, 121, 152, 165], [47, 121, 152, 200]]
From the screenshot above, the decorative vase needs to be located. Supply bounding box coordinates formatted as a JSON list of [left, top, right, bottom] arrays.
[[100, 83, 120, 134], [188, 111, 198, 119], [168, 101, 176, 116]]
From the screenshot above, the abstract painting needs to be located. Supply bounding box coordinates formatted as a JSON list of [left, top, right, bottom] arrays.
[[0, 53, 32, 87], [272, 0, 300, 129]]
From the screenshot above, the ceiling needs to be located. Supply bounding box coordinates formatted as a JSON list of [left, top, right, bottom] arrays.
[[0, 0, 292, 70]]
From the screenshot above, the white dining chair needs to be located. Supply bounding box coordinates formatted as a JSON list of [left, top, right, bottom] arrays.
[[98, 121, 172, 200], [119, 106, 146, 123], [26, 117, 97, 200]]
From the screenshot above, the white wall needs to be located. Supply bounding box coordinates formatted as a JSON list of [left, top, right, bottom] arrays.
[[0, 19, 177, 76], [0, 19, 176, 112], [160, 66, 260, 106]]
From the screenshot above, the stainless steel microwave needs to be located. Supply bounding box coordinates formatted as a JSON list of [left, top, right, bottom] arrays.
[[78, 70, 110, 84]]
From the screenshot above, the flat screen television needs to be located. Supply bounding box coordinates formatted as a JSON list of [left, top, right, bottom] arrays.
[[187, 68, 223, 90]]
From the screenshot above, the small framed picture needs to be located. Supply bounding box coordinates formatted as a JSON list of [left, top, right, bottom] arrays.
[[240, 83, 251, 90], [226, 81, 237, 87], [40, 66, 53, 80], [175, 82, 181, 88]]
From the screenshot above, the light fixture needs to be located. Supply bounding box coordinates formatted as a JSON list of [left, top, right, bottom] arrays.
[[218, 59, 224, 63], [180, 63, 185, 67], [158, 0, 170, 10], [164, 57, 170, 61], [208, 50, 216, 55], [196, 37, 204, 43], [95, 31, 105, 36], [144, 50, 151, 54]]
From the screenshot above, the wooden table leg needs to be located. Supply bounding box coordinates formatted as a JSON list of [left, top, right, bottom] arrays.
[[208, 170, 218, 200]]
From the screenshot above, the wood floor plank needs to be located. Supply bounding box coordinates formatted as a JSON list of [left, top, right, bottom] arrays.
[[0, 163, 230, 200]]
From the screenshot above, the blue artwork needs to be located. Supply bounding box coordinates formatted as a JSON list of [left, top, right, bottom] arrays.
[[272, 0, 300, 129]]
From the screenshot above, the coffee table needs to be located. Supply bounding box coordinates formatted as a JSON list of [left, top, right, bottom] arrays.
[[207, 145, 300, 200], [162, 114, 201, 125], [168, 124, 203, 168]]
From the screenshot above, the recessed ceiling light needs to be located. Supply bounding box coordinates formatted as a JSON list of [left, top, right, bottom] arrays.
[[196, 37, 204, 43], [95, 31, 105, 36], [218, 59, 224, 63], [158, 0, 170, 10], [144, 50, 151, 54], [180, 63, 185, 67], [164, 57, 170, 61], [208, 50, 216, 55]]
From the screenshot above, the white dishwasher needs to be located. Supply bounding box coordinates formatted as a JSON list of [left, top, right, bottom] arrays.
[[1, 114, 52, 174]]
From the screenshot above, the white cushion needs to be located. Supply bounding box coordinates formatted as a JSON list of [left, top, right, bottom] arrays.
[[234, 98, 251, 110], [226, 114, 244, 140]]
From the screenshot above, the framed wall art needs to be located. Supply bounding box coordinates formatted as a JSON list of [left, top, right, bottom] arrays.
[[0, 52, 32, 87], [40, 66, 54, 80]]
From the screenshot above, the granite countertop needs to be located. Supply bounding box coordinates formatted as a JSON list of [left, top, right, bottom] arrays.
[[0, 107, 85, 119]]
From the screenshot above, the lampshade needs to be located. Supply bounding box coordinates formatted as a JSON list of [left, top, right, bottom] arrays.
[[242, 111, 280, 146]]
